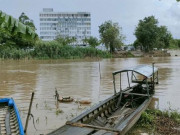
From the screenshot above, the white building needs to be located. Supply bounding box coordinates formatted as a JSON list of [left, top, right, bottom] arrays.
[[39, 8, 91, 45]]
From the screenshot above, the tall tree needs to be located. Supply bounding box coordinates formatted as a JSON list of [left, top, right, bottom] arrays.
[[83, 36, 100, 48], [19, 12, 36, 30], [55, 35, 76, 46], [99, 21, 125, 53], [134, 16, 172, 52]]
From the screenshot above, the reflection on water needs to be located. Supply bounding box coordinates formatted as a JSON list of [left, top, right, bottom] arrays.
[[0, 57, 180, 134]]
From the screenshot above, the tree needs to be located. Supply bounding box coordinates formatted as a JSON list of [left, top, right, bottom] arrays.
[[0, 10, 37, 39], [83, 36, 100, 48], [134, 16, 172, 52], [0, 10, 38, 48], [99, 20, 125, 53], [19, 12, 36, 30], [55, 35, 76, 46]]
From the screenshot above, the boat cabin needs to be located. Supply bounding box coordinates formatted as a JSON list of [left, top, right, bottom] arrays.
[[113, 64, 158, 96]]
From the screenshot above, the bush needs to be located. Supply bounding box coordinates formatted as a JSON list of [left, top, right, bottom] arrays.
[[0, 40, 110, 59], [32, 41, 110, 59], [0, 46, 31, 59]]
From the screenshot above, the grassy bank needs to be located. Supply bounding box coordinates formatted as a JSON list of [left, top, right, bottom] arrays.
[[128, 109, 180, 135], [0, 41, 111, 59]]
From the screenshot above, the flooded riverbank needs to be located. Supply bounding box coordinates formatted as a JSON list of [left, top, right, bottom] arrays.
[[0, 57, 180, 134]]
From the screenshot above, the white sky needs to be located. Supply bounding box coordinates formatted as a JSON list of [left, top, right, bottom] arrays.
[[0, 0, 180, 44]]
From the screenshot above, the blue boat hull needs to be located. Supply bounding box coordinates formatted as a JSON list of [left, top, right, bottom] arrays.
[[0, 98, 24, 135]]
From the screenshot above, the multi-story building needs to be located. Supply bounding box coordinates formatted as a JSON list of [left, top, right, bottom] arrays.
[[39, 8, 91, 45]]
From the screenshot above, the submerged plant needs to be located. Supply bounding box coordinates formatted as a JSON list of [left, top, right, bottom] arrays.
[[56, 109, 63, 115]]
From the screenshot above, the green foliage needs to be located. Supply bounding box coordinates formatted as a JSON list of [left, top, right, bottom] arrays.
[[0, 27, 11, 44], [55, 36, 76, 46], [32, 41, 110, 59], [83, 36, 100, 48], [0, 40, 110, 59], [169, 39, 180, 49], [136, 109, 180, 131], [32, 40, 62, 58], [0, 46, 31, 59], [0, 10, 37, 39], [0, 10, 38, 49], [99, 20, 125, 53], [170, 111, 180, 123], [134, 16, 172, 52], [56, 109, 63, 115], [19, 12, 36, 30], [137, 111, 155, 129]]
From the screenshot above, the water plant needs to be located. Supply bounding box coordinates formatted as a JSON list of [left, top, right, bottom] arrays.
[[56, 109, 63, 115]]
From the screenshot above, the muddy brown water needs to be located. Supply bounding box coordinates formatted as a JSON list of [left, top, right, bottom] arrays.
[[0, 57, 180, 134]]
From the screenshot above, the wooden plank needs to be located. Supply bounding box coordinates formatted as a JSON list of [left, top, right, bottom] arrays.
[[115, 98, 152, 135], [5, 111, 11, 135], [83, 100, 116, 124], [122, 92, 149, 97], [71, 85, 138, 123], [66, 122, 121, 134], [71, 94, 118, 123], [47, 125, 94, 135], [0, 123, 1, 135], [93, 119, 105, 127], [92, 130, 105, 135]]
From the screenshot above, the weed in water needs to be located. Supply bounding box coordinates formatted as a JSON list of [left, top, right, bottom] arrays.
[[56, 109, 63, 115], [36, 117, 39, 124], [36, 103, 38, 109]]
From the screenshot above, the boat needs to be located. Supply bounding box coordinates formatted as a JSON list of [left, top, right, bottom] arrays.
[[0, 98, 24, 135], [58, 97, 74, 103], [48, 64, 158, 135], [55, 90, 74, 103]]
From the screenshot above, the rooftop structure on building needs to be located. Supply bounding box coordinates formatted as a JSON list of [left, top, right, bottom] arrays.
[[39, 8, 91, 45]]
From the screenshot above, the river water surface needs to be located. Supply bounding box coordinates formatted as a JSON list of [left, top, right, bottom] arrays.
[[0, 57, 180, 134]]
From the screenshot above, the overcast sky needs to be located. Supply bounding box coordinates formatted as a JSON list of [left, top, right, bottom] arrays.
[[0, 0, 180, 44]]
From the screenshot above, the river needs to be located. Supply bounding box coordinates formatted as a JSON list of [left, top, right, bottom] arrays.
[[0, 57, 180, 134]]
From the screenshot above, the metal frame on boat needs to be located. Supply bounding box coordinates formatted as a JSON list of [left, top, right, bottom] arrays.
[[0, 98, 24, 135], [48, 64, 158, 135]]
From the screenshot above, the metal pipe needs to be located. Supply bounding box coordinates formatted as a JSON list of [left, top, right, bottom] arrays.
[[152, 63, 155, 90], [99, 61, 101, 80], [120, 73, 122, 91], [157, 71, 159, 84], [127, 72, 130, 88], [113, 75, 116, 94], [24, 92, 34, 134]]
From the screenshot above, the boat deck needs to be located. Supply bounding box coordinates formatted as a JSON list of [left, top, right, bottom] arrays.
[[0, 104, 20, 135], [48, 106, 135, 135]]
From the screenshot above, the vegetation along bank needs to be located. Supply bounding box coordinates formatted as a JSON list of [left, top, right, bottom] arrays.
[[1, 10, 180, 60], [128, 109, 180, 135]]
